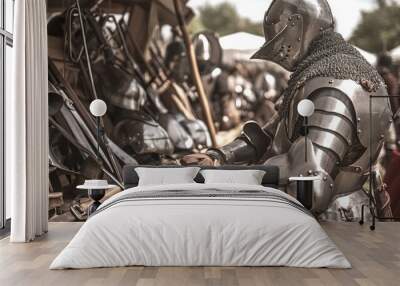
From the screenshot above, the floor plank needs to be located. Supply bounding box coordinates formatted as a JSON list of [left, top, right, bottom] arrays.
[[0, 222, 399, 286]]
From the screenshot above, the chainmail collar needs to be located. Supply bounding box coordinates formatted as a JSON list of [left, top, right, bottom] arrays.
[[280, 30, 385, 119]]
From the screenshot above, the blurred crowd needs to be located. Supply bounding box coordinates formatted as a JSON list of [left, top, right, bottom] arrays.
[[376, 53, 400, 218], [161, 27, 292, 138]]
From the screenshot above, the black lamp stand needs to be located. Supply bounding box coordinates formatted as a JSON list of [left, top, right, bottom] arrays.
[[359, 95, 400, 230]]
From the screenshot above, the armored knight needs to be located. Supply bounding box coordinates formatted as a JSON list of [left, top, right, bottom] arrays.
[[182, 0, 393, 215]]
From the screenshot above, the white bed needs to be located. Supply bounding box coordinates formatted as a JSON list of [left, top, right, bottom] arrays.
[[50, 183, 351, 269]]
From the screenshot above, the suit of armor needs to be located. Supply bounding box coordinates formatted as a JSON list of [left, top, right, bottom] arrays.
[[207, 78, 391, 214], [188, 0, 393, 214]]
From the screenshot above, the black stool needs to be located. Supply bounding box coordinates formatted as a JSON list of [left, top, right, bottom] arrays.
[[289, 176, 320, 210]]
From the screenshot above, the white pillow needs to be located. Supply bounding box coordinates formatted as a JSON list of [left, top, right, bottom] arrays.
[[136, 167, 200, 186], [200, 169, 266, 185]]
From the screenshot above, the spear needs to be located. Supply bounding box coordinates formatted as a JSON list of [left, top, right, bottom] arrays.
[[172, 0, 218, 147]]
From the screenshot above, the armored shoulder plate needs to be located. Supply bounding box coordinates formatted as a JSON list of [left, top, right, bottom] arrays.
[[289, 77, 392, 149], [266, 76, 392, 213]]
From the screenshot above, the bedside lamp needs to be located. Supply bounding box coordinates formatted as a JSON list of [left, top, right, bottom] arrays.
[[89, 99, 107, 160], [297, 99, 315, 162], [79, 99, 112, 216], [289, 99, 318, 210]]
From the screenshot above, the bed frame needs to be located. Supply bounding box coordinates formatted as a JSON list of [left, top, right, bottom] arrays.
[[122, 164, 281, 189]]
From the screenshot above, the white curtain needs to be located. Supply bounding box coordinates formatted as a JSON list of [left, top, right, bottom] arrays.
[[7, 0, 48, 242]]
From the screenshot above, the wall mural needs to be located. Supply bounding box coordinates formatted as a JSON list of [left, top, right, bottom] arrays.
[[47, 0, 400, 223]]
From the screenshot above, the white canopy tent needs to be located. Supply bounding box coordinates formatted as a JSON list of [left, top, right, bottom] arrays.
[[219, 32, 265, 63], [391, 46, 400, 61]]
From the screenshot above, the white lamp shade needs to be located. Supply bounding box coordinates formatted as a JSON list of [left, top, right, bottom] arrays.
[[90, 99, 107, 117], [297, 99, 315, 117]]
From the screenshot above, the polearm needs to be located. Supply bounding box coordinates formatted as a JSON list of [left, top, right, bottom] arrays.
[[146, 47, 196, 120], [49, 59, 123, 183], [108, 14, 193, 122], [72, 2, 123, 181], [147, 43, 195, 116], [172, 0, 218, 147], [122, 19, 196, 120]]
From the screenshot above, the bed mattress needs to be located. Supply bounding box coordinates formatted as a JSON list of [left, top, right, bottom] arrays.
[[50, 183, 351, 269]]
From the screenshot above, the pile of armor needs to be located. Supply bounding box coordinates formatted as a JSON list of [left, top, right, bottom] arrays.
[[47, 0, 282, 220]]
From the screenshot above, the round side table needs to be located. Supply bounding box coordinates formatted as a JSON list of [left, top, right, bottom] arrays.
[[77, 180, 117, 216]]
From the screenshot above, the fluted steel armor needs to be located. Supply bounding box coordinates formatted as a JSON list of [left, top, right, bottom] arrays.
[[208, 78, 391, 214], [266, 78, 391, 213], [205, 0, 392, 214]]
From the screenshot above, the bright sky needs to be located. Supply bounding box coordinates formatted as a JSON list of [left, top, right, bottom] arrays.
[[188, 0, 377, 39]]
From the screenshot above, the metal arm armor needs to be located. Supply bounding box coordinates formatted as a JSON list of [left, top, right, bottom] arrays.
[[267, 87, 357, 213], [307, 88, 358, 166], [207, 121, 272, 164], [305, 88, 359, 213], [267, 77, 392, 214]]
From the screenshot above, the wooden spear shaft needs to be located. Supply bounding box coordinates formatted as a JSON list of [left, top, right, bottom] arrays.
[[172, 0, 218, 147]]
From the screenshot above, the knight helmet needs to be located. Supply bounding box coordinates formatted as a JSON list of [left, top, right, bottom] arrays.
[[251, 0, 334, 71]]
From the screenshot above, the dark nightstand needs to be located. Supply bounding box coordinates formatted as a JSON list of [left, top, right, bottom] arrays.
[[289, 176, 321, 210]]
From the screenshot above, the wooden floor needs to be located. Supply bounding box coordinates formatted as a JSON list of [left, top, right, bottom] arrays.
[[0, 222, 399, 286]]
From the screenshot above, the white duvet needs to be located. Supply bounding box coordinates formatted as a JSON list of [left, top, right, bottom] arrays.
[[50, 183, 351, 269]]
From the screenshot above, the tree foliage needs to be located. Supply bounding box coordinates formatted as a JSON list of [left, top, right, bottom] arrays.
[[350, 3, 400, 53], [189, 2, 263, 36], [188, 16, 205, 35]]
